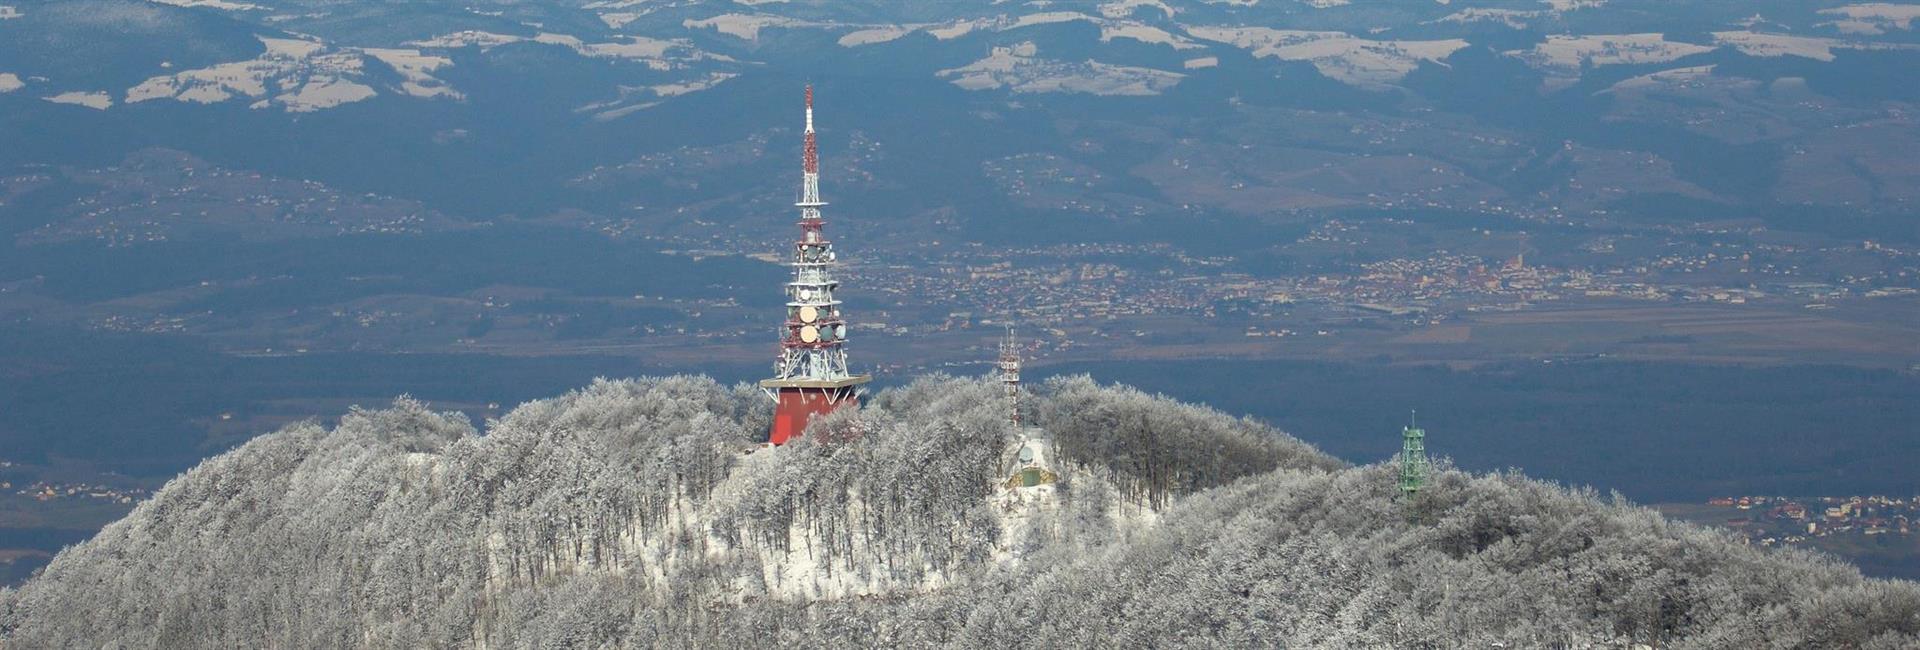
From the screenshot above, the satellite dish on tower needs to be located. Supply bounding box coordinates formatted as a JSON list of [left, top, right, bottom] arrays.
[[799, 305, 819, 323], [800, 325, 820, 343]]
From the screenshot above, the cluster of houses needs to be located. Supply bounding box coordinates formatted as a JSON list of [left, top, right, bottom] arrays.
[[1708, 495, 1912, 544], [6, 480, 146, 505]]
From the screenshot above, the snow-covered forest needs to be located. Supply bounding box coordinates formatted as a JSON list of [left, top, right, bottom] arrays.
[[2, 374, 1916, 648]]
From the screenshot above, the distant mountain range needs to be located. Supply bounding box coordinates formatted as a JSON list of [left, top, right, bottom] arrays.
[[8, 1, 1920, 107], [4, 0, 1919, 229]]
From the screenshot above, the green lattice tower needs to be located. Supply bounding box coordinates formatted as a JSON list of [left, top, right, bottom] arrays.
[[1400, 411, 1428, 498]]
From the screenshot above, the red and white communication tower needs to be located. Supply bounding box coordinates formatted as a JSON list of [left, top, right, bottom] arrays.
[[759, 86, 871, 445]]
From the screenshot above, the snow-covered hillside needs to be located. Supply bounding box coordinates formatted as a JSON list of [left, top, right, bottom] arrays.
[[4, 374, 1916, 647]]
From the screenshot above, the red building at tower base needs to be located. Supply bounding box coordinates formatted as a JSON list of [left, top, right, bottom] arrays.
[[759, 376, 869, 445]]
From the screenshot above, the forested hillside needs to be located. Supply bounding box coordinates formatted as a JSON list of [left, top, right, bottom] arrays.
[[3, 375, 1916, 648]]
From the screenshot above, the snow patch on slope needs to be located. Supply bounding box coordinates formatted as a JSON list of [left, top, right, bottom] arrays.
[[361, 49, 460, 99], [838, 25, 923, 47], [406, 30, 737, 105], [270, 77, 376, 112], [927, 20, 983, 40], [1713, 30, 1919, 61], [0, 5, 20, 20], [1506, 33, 1714, 79], [148, 0, 263, 10], [126, 36, 388, 112], [581, 36, 715, 67], [1099, 23, 1202, 49], [584, 71, 739, 121], [684, 13, 828, 40], [1434, 8, 1543, 29], [44, 91, 113, 110], [1005, 11, 1092, 29], [993, 12, 1203, 49], [1189, 26, 1467, 88], [598, 12, 643, 29], [1540, 0, 1606, 10], [651, 72, 737, 98], [692, 11, 1200, 50], [1603, 64, 1716, 92], [1819, 3, 1920, 34], [406, 31, 524, 49], [409, 30, 726, 71], [1101, 0, 1176, 19], [938, 41, 1184, 96], [0, 73, 22, 93]]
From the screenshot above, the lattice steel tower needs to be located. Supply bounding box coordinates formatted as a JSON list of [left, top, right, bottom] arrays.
[[998, 326, 1022, 425], [1399, 411, 1428, 497], [759, 86, 871, 445]]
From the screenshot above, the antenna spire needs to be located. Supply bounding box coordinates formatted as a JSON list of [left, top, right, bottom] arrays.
[[802, 85, 818, 174]]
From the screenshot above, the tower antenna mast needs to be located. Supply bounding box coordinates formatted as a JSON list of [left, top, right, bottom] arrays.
[[999, 324, 1023, 426]]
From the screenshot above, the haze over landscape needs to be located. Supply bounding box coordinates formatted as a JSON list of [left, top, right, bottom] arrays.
[[2, 0, 1920, 645]]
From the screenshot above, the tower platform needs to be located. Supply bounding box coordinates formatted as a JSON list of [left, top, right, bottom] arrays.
[[758, 375, 872, 390]]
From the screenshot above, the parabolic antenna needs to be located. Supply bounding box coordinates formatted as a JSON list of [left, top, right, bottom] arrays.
[[799, 325, 819, 343], [799, 305, 818, 323], [820, 326, 836, 342], [834, 324, 846, 339]]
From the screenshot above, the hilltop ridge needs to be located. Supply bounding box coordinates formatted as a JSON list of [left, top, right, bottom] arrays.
[[3, 374, 1917, 648]]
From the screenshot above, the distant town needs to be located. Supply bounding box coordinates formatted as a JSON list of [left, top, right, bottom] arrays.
[[620, 208, 1920, 372], [6, 147, 1914, 374], [1684, 495, 1919, 548], [7, 480, 147, 505], [0, 460, 148, 505]]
